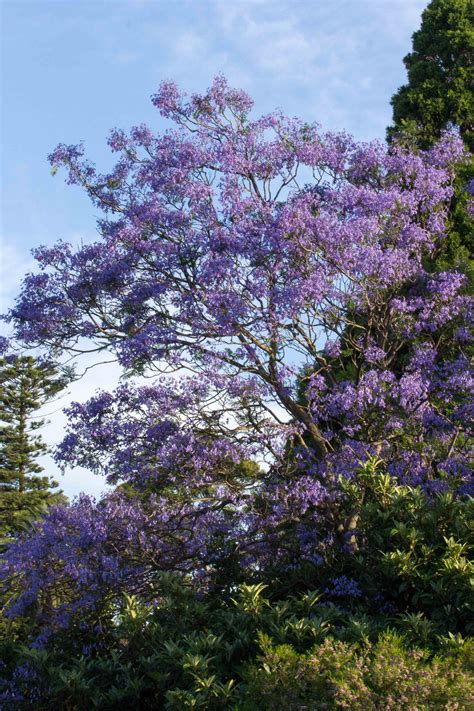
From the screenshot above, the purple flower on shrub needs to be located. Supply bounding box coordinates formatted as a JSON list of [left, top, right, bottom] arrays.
[[324, 576, 362, 599]]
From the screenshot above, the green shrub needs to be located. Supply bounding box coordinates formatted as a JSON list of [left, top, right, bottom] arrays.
[[323, 458, 474, 638], [2, 578, 473, 709], [2, 460, 472, 708], [242, 633, 474, 710]]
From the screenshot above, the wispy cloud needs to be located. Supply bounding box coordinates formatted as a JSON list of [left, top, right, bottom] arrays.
[[126, 0, 426, 139], [0, 241, 34, 314]]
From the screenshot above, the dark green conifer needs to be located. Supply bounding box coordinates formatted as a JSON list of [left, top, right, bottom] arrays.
[[388, 0, 474, 282], [0, 355, 68, 544], [388, 0, 474, 150]]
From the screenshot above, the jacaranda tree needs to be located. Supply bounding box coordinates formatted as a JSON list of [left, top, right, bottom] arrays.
[[2, 77, 473, 641]]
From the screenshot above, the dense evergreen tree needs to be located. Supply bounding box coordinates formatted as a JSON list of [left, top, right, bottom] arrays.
[[388, 0, 474, 282], [388, 0, 474, 150], [0, 356, 68, 544]]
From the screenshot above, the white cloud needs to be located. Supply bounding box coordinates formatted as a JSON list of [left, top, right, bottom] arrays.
[[173, 30, 207, 59], [134, 0, 425, 140], [0, 241, 34, 315]]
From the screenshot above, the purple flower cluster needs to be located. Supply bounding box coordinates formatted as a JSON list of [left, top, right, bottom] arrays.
[[55, 377, 264, 490], [324, 576, 362, 599], [0, 489, 240, 636]]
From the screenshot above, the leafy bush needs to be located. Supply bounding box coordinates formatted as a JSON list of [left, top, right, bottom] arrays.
[[325, 458, 474, 637], [242, 633, 474, 710], [2, 574, 473, 709], [2, 460, 473, 708]]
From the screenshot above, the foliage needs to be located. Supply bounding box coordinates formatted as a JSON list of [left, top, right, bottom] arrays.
[[242, 633, 474, 710], [1, 455, 472, 645], [0, 355, 68, 545], [388, 0, 474, 151], [7, 77, 472, 490], [0, 75, 472, 640], [0, 75, 472, 705], [388, 0, 474, 283], [321, 458, 474, 636], [1, 460, 473, 707], [1, 576, 473, 709]]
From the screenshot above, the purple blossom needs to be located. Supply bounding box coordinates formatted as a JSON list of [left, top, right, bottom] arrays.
[[324, 576, 362, 599], [1, 77, 472, 641]]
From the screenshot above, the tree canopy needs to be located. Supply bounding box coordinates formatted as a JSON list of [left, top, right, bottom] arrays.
[[388, 0, 474, 283], [389, 0, 474, 151]]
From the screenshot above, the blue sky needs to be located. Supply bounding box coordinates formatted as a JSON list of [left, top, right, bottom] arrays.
[[1, 0, 427, 498]]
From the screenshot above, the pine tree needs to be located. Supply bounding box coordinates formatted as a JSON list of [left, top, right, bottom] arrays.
[[0, 355, 68, 544]]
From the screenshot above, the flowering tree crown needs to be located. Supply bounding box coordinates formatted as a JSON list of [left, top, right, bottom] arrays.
[[3, 77, 472, 635]]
